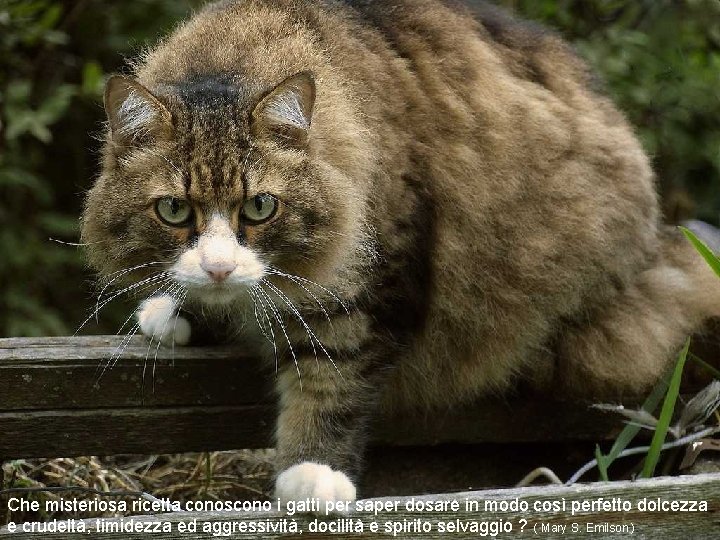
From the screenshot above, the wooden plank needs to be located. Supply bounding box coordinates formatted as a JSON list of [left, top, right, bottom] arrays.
[[0, 336, 271, 409], [0, 335, 714, 460], [0, 336, 128, 349], [0, 336, 245, 360], [2, 473, 718, 538], [0, 406, 275, 458], [0, 400, 626, 460]]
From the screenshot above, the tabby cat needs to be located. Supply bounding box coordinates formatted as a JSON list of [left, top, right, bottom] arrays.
[[81, 0, 720, 502]]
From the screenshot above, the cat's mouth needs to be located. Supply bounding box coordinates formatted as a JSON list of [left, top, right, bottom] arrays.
[[183, 280, 248, 305], [167, 266, 265, 308]]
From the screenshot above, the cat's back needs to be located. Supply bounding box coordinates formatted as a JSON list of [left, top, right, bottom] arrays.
[[138, 0, 586, 93], [342, 0, 594, 91]]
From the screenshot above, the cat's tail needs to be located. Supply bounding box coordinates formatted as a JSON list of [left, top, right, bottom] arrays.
[[554, 221, 720, 396]]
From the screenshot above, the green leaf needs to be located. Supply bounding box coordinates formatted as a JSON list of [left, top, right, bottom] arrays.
[[81, 61, 104, 98], [37, 3, 62, 31], [4, 81, 76, 143], [38, 212, 79, 235], [640, 338, 690, 478], [595, 366, 671, 480], [595, 445, 609, 481], [680, 226, 720, 278], [0, 167, 53, 203], [35, 84, 76, 125]]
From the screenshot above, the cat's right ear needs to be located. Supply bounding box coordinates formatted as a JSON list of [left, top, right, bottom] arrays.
[[104, 75, 173, 144]]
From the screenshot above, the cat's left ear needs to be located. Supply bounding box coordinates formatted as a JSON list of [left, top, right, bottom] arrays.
[[251, 71, 315, 148]]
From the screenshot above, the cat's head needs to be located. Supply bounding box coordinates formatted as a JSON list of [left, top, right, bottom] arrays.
[[82, 72, 369, 307]]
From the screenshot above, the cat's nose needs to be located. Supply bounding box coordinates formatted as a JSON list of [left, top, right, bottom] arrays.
[[200, 261, 237, 283]]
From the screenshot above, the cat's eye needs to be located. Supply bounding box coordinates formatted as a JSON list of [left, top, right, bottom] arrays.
[[242, 193, 278, 224], [155, 197, 193, 226]]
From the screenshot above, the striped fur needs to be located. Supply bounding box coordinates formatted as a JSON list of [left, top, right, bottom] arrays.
[[81, 0, 720, 500]]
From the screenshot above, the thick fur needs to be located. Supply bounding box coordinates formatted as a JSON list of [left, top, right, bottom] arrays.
[[81, 0, 720, 499]]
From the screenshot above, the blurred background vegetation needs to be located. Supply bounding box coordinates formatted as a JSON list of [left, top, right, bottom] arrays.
[[1, 0, 719, 337]]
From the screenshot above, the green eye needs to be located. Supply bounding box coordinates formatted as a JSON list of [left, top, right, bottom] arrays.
[[155, 197, 192, 226], [242, 193, 278, 224]]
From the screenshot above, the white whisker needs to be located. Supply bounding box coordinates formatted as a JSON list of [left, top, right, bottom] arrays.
[[76, 271, 172, 335], [143, 282, 184, 395], [96, 261, 165, 317], [96, 321, 140, 384], [153, 285, 187, 386], [269, 271, 334, 325], [249, 287, 279, 372], [255, 283, 301, 388], [170, 289, 189, 366], [267, 268, 350, 315], [247, 288, 272, 341], [264, 280, 342, 378], [96, 279, 177, 384], [115, 277, 175, 335]]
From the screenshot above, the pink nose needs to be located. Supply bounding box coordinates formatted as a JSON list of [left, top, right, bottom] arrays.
[[200, 261, 237, 283]]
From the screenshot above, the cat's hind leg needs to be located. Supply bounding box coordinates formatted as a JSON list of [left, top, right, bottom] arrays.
[[137, 295, 191, 346], [554, 226, 720, 397]]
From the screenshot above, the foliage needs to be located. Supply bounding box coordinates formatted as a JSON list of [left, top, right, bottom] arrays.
[[1, 0, 200, 336], [681, 226, 720, 277], [593, 366, 671, 481], [503, 0, 720, 223], [589, 227, 720, 482], [639, 338, 689, 478], [2, 0, 720, 336]]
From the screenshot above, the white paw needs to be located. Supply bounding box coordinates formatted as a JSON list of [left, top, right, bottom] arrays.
[[137, 296, 191, 346], [276, 462, 356, 507]]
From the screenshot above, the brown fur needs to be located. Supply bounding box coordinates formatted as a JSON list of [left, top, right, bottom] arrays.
[[82, 0, 720, 487]]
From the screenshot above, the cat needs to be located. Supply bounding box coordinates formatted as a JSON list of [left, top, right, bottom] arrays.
[[81, 0, 720, 502]]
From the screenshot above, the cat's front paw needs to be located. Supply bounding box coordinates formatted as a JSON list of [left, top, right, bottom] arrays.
[[137, 296, 191, 346], [276, 462, 357, 506]]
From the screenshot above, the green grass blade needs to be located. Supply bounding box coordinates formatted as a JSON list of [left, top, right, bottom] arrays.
[[595, 444, 609, 481], [640, 338, 690, 478], [679, 226, 720, 278], [596, 367, 671, 479]]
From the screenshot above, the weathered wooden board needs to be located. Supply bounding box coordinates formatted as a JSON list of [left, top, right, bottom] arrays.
[[0, 336, 647, 461], [0, 336, 270, 408], [2, 473, 719, 539], [0, 403, 626, 458], [0, 406, 275, 457]]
